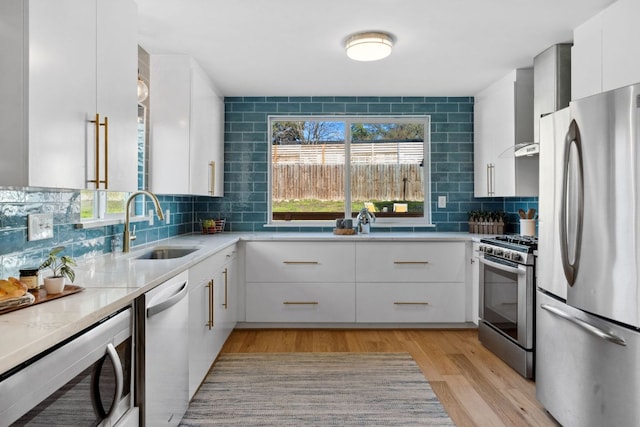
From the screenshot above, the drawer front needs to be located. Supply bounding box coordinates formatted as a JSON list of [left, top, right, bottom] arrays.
[[245, 241, 355, 283], [246, 282, 355, 322], [356, 242, 465, 283], [356, 282, 465, 323]]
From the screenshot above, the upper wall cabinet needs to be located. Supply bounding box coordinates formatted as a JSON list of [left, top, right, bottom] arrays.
[[149, 55, 224, 197], [474, 69, 538, 198], [572, 0, 640, 100], [0, 0, 138, 191]]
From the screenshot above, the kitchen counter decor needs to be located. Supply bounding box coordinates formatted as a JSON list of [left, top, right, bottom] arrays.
[[39, 246, 76, 295], [200, 218, 226, 234], [467, 211, 505, 234], [0, 285, 84, 315]]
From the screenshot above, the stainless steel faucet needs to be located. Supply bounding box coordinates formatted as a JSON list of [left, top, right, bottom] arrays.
[[123, 191, 164, 253]]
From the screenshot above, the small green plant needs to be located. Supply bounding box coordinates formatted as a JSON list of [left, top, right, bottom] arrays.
[[39, 246, 76, 283]]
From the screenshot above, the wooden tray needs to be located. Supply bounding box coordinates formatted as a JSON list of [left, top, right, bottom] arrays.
[[0, 285, 85, 315], [333, 228, 356, 235]]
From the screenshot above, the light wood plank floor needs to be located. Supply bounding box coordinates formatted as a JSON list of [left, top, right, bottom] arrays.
[[221, 329, 560, 427]]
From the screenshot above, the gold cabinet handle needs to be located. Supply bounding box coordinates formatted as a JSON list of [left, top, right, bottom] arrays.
[[393, 261, 429, 265], [283, 301, 319, 305], [394, 302, 430, 305], [209, 161, 215, 195], [283, 261, 320, 265], [87, 114, 109, 189], [102, 116, 109, 189], [222, 267, 228, 309], [206, 280, 214, 329], [88, 113, 101, 188]]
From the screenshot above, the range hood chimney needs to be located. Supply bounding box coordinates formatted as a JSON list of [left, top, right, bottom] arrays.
[[514, 43, 571, 157]]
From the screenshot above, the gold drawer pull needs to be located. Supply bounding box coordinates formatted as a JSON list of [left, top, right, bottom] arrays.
[[283, 261, 319, 265], [394, 302, 429, 305], [283, 301, 319, 305], [393, 261, 429, 265]]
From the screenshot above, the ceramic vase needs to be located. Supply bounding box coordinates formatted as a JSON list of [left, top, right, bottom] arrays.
[[44, 277, 65, 294]]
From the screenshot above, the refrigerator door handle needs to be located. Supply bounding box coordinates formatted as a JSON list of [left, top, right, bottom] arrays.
[[541, 304, 626, 346], [559, 119, 584, 286]]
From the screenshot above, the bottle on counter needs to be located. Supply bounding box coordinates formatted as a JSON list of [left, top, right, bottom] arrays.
[[19, 267, 40, 291]]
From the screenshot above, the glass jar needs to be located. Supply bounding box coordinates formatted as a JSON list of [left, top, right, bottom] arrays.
[[19, 267, 40, 291]]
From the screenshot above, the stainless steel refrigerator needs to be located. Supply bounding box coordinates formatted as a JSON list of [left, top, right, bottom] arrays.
[[536, 82, 640, 427]]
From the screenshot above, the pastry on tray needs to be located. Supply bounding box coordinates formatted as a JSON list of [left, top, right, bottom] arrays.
[[0, 277, 35, 311]]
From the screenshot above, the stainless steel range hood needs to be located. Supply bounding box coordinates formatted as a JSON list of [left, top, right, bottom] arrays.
[[514, 44, 571, 158]]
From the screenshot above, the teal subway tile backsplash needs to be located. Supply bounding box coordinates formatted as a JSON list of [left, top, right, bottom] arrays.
[[0, 190, 194, 278], [192, 95, 533, 233]]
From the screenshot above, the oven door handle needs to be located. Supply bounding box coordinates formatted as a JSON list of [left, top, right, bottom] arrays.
[[479, 256, 526, 275]]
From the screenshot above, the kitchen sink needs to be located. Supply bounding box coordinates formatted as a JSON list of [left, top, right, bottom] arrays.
[[134, 246, 200, 260]]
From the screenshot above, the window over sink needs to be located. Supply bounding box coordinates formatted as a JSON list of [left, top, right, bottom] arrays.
[[268, 115, 432, 226]]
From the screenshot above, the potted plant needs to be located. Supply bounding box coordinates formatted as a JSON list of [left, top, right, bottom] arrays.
[[356, 207, 376, 234], [39, 246, 76, 294]]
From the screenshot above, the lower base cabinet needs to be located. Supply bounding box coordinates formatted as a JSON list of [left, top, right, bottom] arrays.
[[187, 244, 236, 400], [243, 240, 468, 325], [245, 282, 355, 323], [355, 282, 465, 323]]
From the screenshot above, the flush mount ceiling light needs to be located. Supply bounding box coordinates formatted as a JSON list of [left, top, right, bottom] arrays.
[[345, 31, 394, 62]]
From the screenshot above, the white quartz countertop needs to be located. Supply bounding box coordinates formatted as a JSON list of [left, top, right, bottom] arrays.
[[0, 231, 483, 374]]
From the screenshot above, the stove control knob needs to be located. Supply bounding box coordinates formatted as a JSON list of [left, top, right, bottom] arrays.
[[494, 249, 503, 256], [511, 253, 522, 262], [485, 247, 493, 254]]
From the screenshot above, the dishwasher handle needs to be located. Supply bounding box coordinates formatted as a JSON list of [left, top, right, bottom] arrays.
[[146, 281, 188, 318]]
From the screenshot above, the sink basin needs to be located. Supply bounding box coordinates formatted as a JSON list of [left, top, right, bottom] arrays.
[[135, 246, 199, 260]]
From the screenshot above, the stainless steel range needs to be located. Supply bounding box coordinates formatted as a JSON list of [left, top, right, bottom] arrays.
[[478, 235, 537, 378]]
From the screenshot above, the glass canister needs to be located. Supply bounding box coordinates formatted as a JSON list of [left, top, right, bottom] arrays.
[[19, 267, 40, 291]]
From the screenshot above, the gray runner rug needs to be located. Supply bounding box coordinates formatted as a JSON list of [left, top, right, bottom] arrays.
[[180, 352, 455, 426]]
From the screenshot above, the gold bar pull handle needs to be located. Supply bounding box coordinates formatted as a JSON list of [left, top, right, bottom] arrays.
[[88, 114, 101, 187], [209, 161, 215, 195], [102, 116, 108, 189], [206, 280, 214, 329], [283, 261, 320, 265], [222, 268, 228, 309], [393, 261, 429, 265], [394, 302, 430, 305], [283, 301, 319, 305]]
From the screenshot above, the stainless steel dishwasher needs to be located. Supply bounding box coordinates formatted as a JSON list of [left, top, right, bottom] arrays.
[[136, 271, 189, 427]]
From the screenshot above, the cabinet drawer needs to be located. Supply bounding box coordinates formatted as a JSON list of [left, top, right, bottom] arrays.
[[189, 244, 236, 284], [245, 282, 355, 322], [355, 242, 465, 283], [356, 282, 465, 323], [245, 241, 355, 283]]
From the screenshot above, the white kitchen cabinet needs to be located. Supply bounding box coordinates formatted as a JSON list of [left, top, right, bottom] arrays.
[[149, 55, 224, 196], [245, 241, 355, 283], [572, 0, 640, 100], [246, 282, 356, 323], [572, 12, 603, 100], [474, 68, 537, 197], [243, 240, 469, 325], [469, 242, 480, 325], [0, 0, 138, 191], [244, 241, 356, 323], [355, 241, 466, 323], [188, 244, 237, 399], [355, 282, 465, 323], [355, 242, 465, 283]]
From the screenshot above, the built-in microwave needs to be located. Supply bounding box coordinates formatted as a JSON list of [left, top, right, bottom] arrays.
[[0, 307, 137, 426]]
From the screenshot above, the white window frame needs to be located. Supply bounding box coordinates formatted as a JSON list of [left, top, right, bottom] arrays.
[[267, 115, 433, 227]]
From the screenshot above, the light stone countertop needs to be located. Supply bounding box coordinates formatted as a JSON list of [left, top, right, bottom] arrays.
[[0, 231, 486, 374]]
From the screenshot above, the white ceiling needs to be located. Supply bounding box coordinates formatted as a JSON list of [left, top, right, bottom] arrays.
[[135, 0, 614, 97]]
